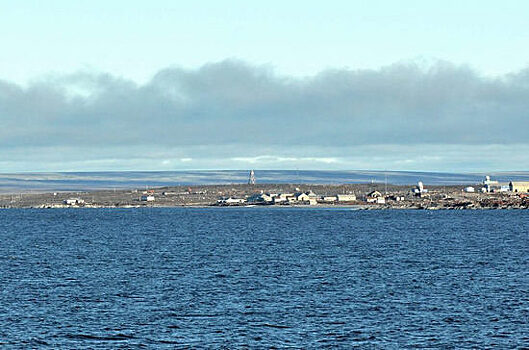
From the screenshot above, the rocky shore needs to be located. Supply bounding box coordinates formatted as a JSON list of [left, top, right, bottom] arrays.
[[1, 183, 528, 209]]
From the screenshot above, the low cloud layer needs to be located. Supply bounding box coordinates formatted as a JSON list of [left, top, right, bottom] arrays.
[[1, 60, 529, 171]]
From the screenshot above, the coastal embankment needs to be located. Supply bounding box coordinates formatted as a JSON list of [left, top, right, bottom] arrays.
[[1, 183, 528, 209]]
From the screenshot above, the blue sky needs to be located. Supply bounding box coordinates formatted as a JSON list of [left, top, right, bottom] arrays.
[[1, 1, 529, 172], [2, 0, 529, 83]]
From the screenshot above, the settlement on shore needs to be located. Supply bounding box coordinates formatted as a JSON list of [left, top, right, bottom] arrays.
[[1, 174, 529, 210]]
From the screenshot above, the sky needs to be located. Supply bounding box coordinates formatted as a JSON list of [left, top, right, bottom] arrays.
[[1, 0, 529, 172]]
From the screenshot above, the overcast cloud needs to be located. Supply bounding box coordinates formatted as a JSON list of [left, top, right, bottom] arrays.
[[1, 60, 528, 172]]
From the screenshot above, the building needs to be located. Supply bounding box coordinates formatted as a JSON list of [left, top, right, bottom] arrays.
[[217, 197, 246, 205], [226, 197, 245, 204], [273, 194, 292, 204], [322, 196, 338, 202], [247, 194, 264, 204], [287, 192, 311, 203], [509, 182, 529, 193], [276, 193, 293, 202], [273, 197, 285, 204], [366, 196, 386, 204], [366, 190, 385, 204], [412, 181, 428, 195], [305, 190, 318, 198], [140, 195, 155, 202], [483, 175, 499, 192], [64, 198, 85, 205], [247, 193, 275, 204], [337, 194, 357, 202], [262, 193, 275, 202], [303, 191, 318, 205], [367, 190, 383, 198], [293, 192, 310, 202]]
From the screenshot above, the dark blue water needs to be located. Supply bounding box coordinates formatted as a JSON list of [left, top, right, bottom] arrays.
[[1, 208, 528, 348]]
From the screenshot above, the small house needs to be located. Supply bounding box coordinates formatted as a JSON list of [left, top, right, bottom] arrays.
[[247, 193, 274, 204], [509, 182, 529, 193], [278, 193, 293, 200], [387, 195, 404, 201], [274, 193, 293, 204], [261, 193, 275, 202], [226, 197, 245, 204], [217, 197, 246, 205], [366, 197, 386, 204], [64, 198, 85, 205], [294, 192, 310, 202], [337, 194, 356, 202], [366, 191, 385, 204], [322, 196, 338, 202], [273, 196, 287, 204], [367, 190, 383, 198], [141, 195, 155, 202]]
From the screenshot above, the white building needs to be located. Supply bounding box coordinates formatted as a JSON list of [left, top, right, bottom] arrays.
[[273, 193, 293, 204], [337, 194, 356, 202], [366, 197, 386, 204], [387, 195, 404, 201], [217, 197, 246, 205], [366, 190, 385, 204], [140, 195, 155, 202], [509, 182, 529, 193], [483, 176, 499, 192], [247, 193, 275, 204], [273, 196, 287, 204], [412, 181, 428, 194], [294, 192, 310, 202], [261, 193, 275, 202], [322, 196, 338, 202], [64, 198, 85, 205]]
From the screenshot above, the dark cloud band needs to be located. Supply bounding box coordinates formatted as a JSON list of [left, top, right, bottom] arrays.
[[2, 59, 528, 148]]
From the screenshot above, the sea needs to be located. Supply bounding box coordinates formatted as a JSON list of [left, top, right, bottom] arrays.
[[1, 207, 528, 348], [2, 170, 529, 193]]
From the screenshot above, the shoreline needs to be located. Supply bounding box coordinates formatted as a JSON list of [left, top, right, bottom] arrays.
[[0, 206, 525, 210], [0, 204, 525, 210], [1, 182, 528, 210]]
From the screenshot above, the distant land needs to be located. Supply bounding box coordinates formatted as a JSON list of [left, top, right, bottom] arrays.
[[2, 170, 529, 194]]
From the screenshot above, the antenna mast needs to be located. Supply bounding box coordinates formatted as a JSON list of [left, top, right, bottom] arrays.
[[248, 170, 256, 185]]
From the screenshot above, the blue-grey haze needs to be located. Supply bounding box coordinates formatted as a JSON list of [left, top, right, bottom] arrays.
[[2, 170, 529, 193]]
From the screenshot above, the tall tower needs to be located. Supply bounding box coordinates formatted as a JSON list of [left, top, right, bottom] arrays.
[[248, 170, 256, 185]]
